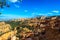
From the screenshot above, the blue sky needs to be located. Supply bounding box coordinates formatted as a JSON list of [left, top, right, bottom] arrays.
[[0, 0, 60, 19]]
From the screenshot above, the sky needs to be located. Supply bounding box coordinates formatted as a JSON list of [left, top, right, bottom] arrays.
[[0, 0, 60, 20]]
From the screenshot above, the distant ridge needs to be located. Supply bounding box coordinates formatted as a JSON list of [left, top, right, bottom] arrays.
[[0, 15, 60, 21]]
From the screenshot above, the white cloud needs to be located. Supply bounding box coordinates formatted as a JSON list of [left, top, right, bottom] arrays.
[[9, 0, 18, 3], [38, 13, 45, 15], [1, 14, 21, 18], [24, 10, 28, 12], [31, 13, 35, 16], [32, 13, 35, 15], [52, 10, 59, 13], [38, 13, 48, 16], [14, 4, 20, 8], [48, 13, 52, 14]]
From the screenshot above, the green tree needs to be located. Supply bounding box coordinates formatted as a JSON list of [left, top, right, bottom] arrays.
[[0, 0, 22, 8], [0, 12, 2, 15], [0, 0, 10, 8]]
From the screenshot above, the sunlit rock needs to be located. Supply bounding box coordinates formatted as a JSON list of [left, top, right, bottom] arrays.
[[40, 16, 46, 19], [11, 35, 16, 40], [51, 17, 57, 20], [40, 24, 46, 28], [0, 22, 5, 26], [0, 22, 11, 35]]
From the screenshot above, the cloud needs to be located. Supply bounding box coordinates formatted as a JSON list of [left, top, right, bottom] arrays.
[[0, 16, 6, 17], [0, 14, 21, 19], [38, 13, 49, 16], [48, 13, 53, 14], [14, 4, 20, 8], [38, 13, 46, 15], [32, 13, 35, 15], [31, 13, 35, 16], [9, 0, 18, 3], [32, 13, 48, 16], [24, 10, 28, 12], [52, 10, 59, 13]]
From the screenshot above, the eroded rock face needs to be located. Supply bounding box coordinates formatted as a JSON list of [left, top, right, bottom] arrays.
[[13, 17, 60, 40], [0, 22, 11, 35], [0, 16, 60, 40], [40, 16, 46, 19], [11, 35, 16, 40], [51, 17, 57, 20]]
